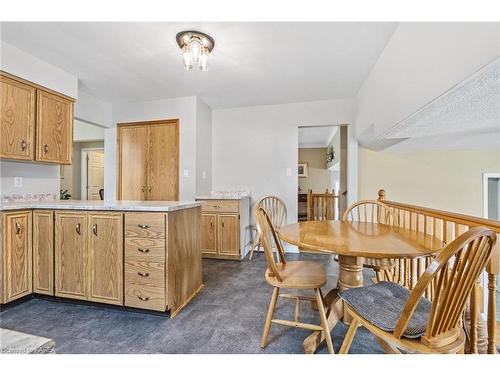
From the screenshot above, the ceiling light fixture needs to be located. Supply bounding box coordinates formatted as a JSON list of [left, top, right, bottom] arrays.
[[176, 31, 215, 71]]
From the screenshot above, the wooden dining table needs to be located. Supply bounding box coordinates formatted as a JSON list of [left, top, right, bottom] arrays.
[[277, 220, 445, 354]]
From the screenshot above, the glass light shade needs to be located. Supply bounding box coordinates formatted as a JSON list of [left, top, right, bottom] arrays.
[[189, 38, 202, 65], [200, 48, 209, 71], [182, 46, 193, 70]]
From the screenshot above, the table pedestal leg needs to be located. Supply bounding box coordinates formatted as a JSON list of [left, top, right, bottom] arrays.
[[303, 255, 364, 354]]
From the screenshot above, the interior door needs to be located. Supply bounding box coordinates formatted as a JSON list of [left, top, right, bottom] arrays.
[[218, 214, 239, 255], [36, 89, 73, 164], [0, 76, 36, 160], [88, 213, 123, 305], [118, 125, 148, 200], [55, 211, 87, 300], [86, 150, 104, 200], [148, 122, 179, 201]]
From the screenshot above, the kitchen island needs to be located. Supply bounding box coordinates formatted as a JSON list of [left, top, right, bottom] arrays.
[[0, 200, 202, 316]]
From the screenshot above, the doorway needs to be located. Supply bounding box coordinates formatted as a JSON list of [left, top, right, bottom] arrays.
[[60, 120, 105, 200], [297, 125, 347, 221]]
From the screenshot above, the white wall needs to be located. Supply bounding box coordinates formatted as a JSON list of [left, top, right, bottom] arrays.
[[111, 96, 198, 201], [74, 90, 113, 127], [0, 161, 60, 197], [195, 98, 213, 196], [212, 99, 356, 228], [356, 23, 500, 140], [0, 41, 78, 99]]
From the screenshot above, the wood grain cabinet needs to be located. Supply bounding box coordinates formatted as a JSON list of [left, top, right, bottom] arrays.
[[33, 210, 54, 295], [0, 72, 74, 164], [197, 198, 250, 260], [55, 211, 123, 304], [117, 120, 179, 201], [0, 211, 33, 304], [0, 75, 36, 160], [36, 89, 73, 164]]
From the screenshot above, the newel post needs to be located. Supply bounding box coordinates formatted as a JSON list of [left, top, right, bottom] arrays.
[[378, 189, 386, 201]]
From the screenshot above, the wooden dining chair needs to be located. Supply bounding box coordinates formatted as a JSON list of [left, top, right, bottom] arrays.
[[307, 189, 337, 221], [343, 200, 395, 282], [339, 226, 496, 354], [249, 196, 287, 260], [255, 206, 334, 354]]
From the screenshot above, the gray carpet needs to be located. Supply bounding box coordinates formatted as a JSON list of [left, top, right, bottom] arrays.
[[0, 252, 383, 354]]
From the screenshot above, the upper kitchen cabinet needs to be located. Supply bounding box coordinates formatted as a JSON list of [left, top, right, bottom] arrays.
[[0, 72, 75, 165], [0, 75, 36, 160], [36, 89, 73, 164]]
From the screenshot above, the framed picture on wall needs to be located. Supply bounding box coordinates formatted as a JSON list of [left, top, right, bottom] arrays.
[[298, 162, 308, 178]]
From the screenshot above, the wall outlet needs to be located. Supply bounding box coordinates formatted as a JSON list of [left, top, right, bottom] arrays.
[[183, 169, 189, 177], [286, 168, 292, 177], [14, 177, 23, 187]]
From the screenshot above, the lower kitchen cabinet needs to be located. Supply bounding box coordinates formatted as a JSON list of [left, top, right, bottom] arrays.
[[55, 211, 124, 305], [196, 198, 250, 260], [55, 211, 88, 300], [0, 210, 32, 303], [33, 210, 54, 295]]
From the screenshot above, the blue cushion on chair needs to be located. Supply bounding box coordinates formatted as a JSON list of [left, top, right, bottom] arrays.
[[339, 281, 431, 339]]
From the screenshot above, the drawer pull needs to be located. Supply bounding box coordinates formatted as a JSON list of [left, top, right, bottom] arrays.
[[43, 144, 49, 154], [138, 224, 150, 229], [138, 248, 150, 253], [92, 224, 98, 236], [138, 295, 150, 301], [137, 272, 150, 277], [20, 140, 27, 151]]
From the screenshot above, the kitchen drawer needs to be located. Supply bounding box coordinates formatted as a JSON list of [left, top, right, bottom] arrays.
[[125, 283, 165, 311], [199, 199, 239, 213], [125, 237, 165, 262], [125, 213, 165, 239], [125, 260, 165, 286]]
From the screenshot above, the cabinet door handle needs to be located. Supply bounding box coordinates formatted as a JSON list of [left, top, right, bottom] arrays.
[[138, 224, 150, 229], [210, 221, 214, 227], [138, 295, 149, 301], [15, 222, 22, 235], [43, 144, 49, 154], [92, 224, 98, 236], [141, 186, 145, 192], [20, 140, 27, 151], [138, 248, 150, 253], [137, 272, 150, 277], [221, 219, 224, 228], [76, 223, 81, 235], [148, 186, 152, 193]]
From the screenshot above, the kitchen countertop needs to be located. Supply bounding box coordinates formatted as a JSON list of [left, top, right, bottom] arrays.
[[196, 194, 250, 200], [0, 200, 201, 212]]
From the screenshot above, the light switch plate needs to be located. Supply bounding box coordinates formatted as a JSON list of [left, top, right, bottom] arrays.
[[14, 177, 23, 187], [286, 168, 292, 177]]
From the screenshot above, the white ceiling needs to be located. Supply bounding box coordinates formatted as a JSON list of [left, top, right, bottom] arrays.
[[0, 22, 397, 108], [381, 57, 500, 151], [298, 126, 338, 148]]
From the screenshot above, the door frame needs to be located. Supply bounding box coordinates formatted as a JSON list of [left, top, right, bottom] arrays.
[[81, 147, 104, 200], [116, 119, 180, 201]]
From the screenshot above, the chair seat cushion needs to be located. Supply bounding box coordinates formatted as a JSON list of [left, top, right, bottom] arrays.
[[339, 281, 431, 338]]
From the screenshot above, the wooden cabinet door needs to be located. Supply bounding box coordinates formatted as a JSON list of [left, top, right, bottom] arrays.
[[55, 211, 87, 300], [36, 89, 73, 164], [87, 213, 123, 305], [33, 210, 54, 296], [201, 214, 217, 255], [218, 214, 240, 255], [0, 75, 36, 160], [147, 122, 179, 200], [118, 125, 148, 200], [1, 211, 32, 303]]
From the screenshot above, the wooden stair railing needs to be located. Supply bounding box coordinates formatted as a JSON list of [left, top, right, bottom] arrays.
[[377, 189, 500, 354], [307, 189, 340, 221]]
